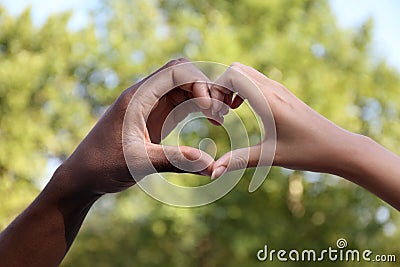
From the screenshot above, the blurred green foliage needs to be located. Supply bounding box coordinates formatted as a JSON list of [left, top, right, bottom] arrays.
[[1, 0, 399, 266]]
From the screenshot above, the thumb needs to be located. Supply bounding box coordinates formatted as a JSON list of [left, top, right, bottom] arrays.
[[147, 143, 215, 176], [211, 145, 262, 179]]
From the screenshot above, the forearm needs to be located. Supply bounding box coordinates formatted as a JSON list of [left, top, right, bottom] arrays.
[[331, 133, 400, 210], [0, 165, 101, 267]]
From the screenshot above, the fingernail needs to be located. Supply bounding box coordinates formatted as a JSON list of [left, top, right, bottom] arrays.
[[198, 99, 211, 109], [212, 100, 223, 114], [211, 166, 227, 180]]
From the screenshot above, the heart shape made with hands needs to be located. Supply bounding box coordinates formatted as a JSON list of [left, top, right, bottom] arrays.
[[122, 61, 277, 207]]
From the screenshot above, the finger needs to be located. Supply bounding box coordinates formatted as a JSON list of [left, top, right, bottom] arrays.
[[148, 143, 215, 176], [124, 59, 207, 141], [122, 58, 195, 134], [213, 63, 272, 122], [131, 58, 211, 116], [229, 62, 291, 99], [193, 82, 212, 109], [230, 94, 245, 109], [224, 93, 233, 107], [157, 99, 202, 141], [209, 84, 230, 114], [179, 82, 211, 109], [211, 145, 262, 179], [168, 88, 189, 106], [217, 93, 233, 117], [212, 66, 245, 114], [122, 58, 186, 99], [166, 88, 226, 127], [172, 60, 212, 109], [164, 89, 223, 130]]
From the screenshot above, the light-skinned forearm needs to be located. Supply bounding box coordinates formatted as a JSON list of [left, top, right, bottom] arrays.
[[330, 132, 400, 210]]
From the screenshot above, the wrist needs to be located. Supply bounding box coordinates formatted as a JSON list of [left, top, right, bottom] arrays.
[[326, 131, 371, 179], [45, 162, 103, 208]]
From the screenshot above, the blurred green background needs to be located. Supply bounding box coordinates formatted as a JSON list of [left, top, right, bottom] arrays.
[[1, 0, 399, 266]]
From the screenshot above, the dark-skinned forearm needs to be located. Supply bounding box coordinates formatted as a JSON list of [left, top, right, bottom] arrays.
[[0, 165, 102, 267]]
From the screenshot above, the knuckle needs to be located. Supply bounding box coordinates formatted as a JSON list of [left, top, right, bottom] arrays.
[[166, 58, 190, 68], [177, 57, 190, 63], [180, 146, 200, 161], [233, 154, 249, 169], [165, 59, 180, 67], [179, 146, 190, 159], [230, 62, 243, 69], [115, 89, 133, 110]]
